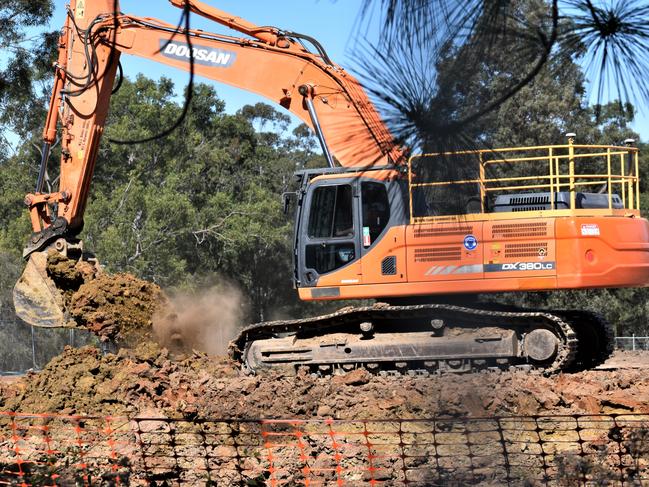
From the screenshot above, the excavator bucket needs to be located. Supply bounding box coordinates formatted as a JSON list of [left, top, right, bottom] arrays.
[[13, 252, 69, 328]]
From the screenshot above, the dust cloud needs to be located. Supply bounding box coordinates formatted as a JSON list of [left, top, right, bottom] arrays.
[[152, 283, 244, 356]]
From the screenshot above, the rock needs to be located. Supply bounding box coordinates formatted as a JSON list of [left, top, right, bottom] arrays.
[[317, 405, 332, 416], [575, 396, 601, 414], [601, 390, 644, 412], [617, 377, 631, 389], [536, 389, 561, 409], [331, 368, 371, 386]]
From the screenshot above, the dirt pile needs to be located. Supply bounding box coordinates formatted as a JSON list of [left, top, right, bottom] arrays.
[[0, 377, 20, 411], [46, 252, 167, 343], [70, 273, 165, 344], [3, 354, 648, 487], [46, 250, 97, 298], [10, 252, 649, 420], [2, 344, 237, 417], [2, 344, 648, 420]]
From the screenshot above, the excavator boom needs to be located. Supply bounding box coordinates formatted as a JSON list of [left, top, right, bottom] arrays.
[[14, 0, 402, 329]]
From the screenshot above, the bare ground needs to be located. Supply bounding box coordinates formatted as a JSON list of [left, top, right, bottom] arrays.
[[4, 253, 649, 420], [3, 289, 649, 485], [5, 257, 649, 435], [1, 345, 648, 420], [597, 349, 649, 369]]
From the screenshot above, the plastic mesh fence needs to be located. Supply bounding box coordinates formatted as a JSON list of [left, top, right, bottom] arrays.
[[1, 411, 649, 486]]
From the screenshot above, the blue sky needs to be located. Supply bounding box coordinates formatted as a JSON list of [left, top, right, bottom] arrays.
[[41, 0, 647, 142]]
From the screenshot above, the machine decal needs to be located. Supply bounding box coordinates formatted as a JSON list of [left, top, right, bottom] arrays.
[[485, 262, 556, 272], [362, 226, 371, 247], [463, 235, 478, 251], [581, 224, 601, 236], [160, 41, 237, 67], [76, 0, 85, 19], [425, 264, 483, 276]]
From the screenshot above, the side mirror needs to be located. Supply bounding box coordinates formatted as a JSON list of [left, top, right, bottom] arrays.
[[282, 192, 296, 215]]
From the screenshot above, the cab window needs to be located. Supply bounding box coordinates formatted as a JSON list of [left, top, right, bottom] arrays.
[[361, 182, 390, 245], [305, 184, 356, 275], [307, 185, 353, 238], [305, 243, 355, 274]]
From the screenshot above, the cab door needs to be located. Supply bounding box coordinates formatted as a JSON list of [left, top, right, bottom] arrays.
[[296, 179, 362, 288], [358, 180, 407, 283]]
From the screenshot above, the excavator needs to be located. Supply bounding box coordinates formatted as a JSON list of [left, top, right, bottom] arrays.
[[12, 0, 649, 375]]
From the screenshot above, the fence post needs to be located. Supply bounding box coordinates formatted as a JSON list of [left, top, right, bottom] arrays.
[[479, 152, 486, 213], [633, 333, 636, 351], [31, 325, 37, 369], [607, 147, 612, 210]]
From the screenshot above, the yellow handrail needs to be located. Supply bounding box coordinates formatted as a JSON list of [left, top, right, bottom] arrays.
[[407, 141, 640, 224]]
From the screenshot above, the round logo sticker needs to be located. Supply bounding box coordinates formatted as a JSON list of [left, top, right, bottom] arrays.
[[463, 235, 478, 251]]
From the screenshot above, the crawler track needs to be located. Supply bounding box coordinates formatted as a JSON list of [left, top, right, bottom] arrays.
[[229, 304, 612, 375]]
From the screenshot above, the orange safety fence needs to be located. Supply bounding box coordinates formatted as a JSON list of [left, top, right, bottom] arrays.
[[1, 411, 649, 486]]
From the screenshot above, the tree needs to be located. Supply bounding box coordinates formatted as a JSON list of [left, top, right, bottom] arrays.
[[354, 0, 649, 152], [0, 154, 32, 256], [431, 2, 648, 335], [0, 0, 57, 140], [0, 67, 327, 367], [76, 76, 318, 321]]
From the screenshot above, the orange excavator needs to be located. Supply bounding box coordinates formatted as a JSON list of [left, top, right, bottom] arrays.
[[13, 0, 649, 374]]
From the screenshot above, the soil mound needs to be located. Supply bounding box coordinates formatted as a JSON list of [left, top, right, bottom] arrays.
[[7, 253, 645, 421], [3, 345, 648, 420], [3, 344, 237, 417]]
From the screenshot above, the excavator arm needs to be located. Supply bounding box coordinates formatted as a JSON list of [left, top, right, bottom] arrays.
[[14, 0, 402, 328]]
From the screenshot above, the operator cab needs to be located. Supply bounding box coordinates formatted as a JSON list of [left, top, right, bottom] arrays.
[[293, 169, 405, 288]]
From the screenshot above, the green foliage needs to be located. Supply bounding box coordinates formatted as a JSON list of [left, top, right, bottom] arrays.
[[0, 67, 324, 366], [0, 157, 32, 256], [79, 76, 314, 321], [0, 0, 56, 139]]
